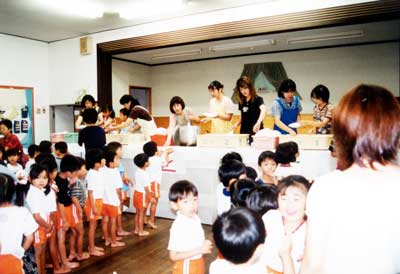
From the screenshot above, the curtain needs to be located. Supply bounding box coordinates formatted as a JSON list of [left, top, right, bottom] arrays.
[[231, 62, 301, 103]]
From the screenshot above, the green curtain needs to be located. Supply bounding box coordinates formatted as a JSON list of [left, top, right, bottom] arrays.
[[231, 62, 301, 103]]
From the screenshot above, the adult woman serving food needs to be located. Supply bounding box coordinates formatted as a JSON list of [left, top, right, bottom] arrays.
[[271, 79, 302, 135], [202, 80, 234, 133], [232, 76, 266, 140], [164, 96, 200, 146], [300, 84, 335, 134]]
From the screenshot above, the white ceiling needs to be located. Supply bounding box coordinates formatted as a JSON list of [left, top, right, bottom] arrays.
[[0, 0, 279, 42], [113, 20, 400, 65]]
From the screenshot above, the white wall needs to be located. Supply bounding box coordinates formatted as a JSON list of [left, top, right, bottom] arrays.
[[114, 42, 399, 116], [48, 0, 373, 105], [0, 34, 50, 142], [112, 60, 150, 108]]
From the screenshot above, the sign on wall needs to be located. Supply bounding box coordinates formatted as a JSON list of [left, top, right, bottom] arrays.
[[0, 86, 34, 147]]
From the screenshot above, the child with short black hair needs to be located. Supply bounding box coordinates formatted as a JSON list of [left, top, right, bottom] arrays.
[[68, 156, 88, 260], [262, 175, 311, 274], [106, 141, 131, 236], [25, 144, 39, 173], [210, 207, 265, 273], [168, 180, 212, 274], [84, 148, 106, 256], [275, 143, 301, 179], [78, 108, 106, 153], [143, 141, 172, 229], [246, 185, 278, 216], [229, 178, 256, 208], [101, 148, 125, 247], [217, 160, 246, 215], [39, 140, 53, 154], [55, 155, 88, 269], [220, 151, 243, 165], [256, 150, 278, 186], [0, 174, 38, 274], [133, 153, 151, 236], [55, 141, 68, 170]]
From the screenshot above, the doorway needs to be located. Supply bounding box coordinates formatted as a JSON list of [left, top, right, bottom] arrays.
[[129, 86, 152, 113]]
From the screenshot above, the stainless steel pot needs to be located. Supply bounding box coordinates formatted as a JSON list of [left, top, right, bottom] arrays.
[[178, 125, 199, 146]]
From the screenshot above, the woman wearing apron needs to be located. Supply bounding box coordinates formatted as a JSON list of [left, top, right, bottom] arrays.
[[203, 81, 234, 133], [111, 95, 157, 140], [164, 96, 200, 146], [272, 79, 302, 135]]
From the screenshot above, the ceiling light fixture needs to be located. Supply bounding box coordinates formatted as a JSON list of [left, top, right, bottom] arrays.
[[151, 49, 202, 60], [287, 30, 364, 44], [209, 39, 276, 52]]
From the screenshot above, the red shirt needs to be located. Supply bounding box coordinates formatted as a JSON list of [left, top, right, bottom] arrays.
[[0, 133, 23, 153]]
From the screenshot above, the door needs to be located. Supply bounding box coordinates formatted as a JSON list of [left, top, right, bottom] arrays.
[[129, 86, 152, 113]]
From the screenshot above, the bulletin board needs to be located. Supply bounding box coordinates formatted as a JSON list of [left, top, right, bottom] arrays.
[[0, 85, 34, 147]]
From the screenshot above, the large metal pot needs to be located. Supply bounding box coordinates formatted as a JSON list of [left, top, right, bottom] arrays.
[[178, 125, 199, 146]]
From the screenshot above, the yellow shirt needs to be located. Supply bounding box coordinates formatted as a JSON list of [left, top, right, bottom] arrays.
[[209, 96, 234, 133]]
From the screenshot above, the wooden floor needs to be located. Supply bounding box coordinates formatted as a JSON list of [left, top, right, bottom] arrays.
[[57, 213, 217, 274]]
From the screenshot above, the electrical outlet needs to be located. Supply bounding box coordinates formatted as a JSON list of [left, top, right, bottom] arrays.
[[36, 108, 41, 114]]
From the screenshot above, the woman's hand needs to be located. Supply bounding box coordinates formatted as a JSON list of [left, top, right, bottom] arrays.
[[252, 121, 261, 133], [289, 129, 297, 136]]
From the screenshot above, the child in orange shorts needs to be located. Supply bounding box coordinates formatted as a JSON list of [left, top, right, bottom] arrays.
[[55, 155, 88, 269], [142, 141, 172, 229], [133, 153, 152, 236], [84, 148, 106, 256], [106, 142, 132, 237], [26, 164, 55, 274], [101, 149, 125, 247]]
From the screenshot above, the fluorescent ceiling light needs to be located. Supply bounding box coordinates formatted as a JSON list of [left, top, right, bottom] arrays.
[[151, 49, 202, 60], [209, 39, 276, 52], [287, 30, 364, 44]]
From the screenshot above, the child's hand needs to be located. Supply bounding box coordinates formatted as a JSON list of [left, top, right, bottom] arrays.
[[279, 234, 293, 259], [45, 223, 54, 234], [201, 240, 212, 254], [51, 184, 59, 192]]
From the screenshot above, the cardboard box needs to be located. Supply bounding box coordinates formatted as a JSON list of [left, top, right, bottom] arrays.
[[252, 136, 279, 150], [197, 134, 249, 148], [106, 133, 145, 145], [50, 133, 65, 143], [279, 134, 333, 150]]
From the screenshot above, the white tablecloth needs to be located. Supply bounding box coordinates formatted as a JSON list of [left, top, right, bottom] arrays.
[[68, 144, 337, 224]]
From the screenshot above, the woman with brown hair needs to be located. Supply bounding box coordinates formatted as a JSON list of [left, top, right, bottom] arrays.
[[232, 76, 266, 139], [301, 84, 400, 274]]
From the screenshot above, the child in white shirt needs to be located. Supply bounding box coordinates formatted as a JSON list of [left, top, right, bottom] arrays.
[[106, 142, 132, 237], [133, 153, 152, 236], [101, 149, 125, 247], [24, 144, 39, 174], [143, 141, 172, 229], [84, 148, 106, 255], [0, 173, 38, 274], [6, 148, 27, 184], [210, 207, 266, 274], [168, 180, 212, 274], [262, 175, 310, 274], [26, 164, 54, 274]]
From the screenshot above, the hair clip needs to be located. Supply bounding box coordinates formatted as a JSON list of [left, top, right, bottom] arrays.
[[361, 97, 367, 103]]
